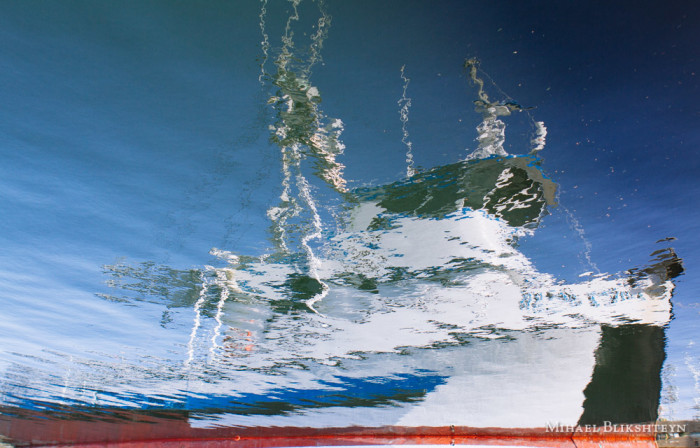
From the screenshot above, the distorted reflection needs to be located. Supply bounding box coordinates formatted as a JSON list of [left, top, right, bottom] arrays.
[[36, 0, 687, 429]]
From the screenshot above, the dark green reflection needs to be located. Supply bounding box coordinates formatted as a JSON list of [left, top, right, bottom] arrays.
[[353, 155, 557, 228], [579, 324, 666, 424]]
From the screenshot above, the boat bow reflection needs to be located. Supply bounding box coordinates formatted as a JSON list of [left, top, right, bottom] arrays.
[[66, 0, 689, 428]]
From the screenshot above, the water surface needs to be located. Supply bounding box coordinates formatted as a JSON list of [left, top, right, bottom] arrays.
[[0, 0, 698, 434]]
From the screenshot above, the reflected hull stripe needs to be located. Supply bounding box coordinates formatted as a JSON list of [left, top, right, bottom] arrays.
[[1, 409, 656, 448]]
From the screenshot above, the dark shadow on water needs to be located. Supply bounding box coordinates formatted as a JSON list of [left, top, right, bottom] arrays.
[[580, 247, 683, 425], [579, 324, 666, 425]]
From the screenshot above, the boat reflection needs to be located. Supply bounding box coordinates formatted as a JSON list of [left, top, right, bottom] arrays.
[[17, 0, 686, 431]]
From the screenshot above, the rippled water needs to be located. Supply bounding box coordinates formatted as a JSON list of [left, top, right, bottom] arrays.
[[1, 0, 698, 435]]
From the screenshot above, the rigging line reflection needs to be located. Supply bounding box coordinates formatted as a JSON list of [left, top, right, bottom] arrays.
[[185, 272, 209, 367], [464, 58, 509, 160], [262, 0, 344, 312], [87, 8, 685, 425], [258, 0, 269, 84], [97, 48, 684, 372], [464, 58, 546, 158], [465, 58, 597, 273], [210, 270, 232, 359], [398, 65, 415, 177]]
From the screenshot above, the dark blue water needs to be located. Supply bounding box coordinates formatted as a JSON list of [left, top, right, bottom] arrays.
[[1, 0, 698, 431]]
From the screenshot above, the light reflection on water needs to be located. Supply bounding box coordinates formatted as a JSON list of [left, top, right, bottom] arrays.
[[0, 0, 696, 435]]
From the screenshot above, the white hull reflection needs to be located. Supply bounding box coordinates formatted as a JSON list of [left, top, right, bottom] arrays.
[[187, 2, 679, 430], [90, 18, 682, 425], [186, 156, 680, 429], [190, 327, 601, 429]]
